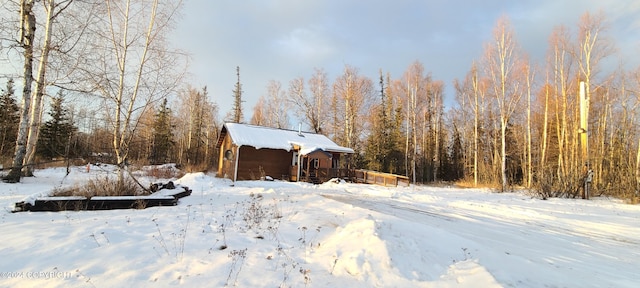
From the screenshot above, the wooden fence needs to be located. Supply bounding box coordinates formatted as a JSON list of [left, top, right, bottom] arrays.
[[352, 169, 410, 187], [295, 168, 409, 187]]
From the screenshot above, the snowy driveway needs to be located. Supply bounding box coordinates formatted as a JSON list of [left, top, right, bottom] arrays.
[[321, 190, 640, 287]]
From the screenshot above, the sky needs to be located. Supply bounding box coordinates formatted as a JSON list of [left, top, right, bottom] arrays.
[[170, 0, 640, 124]]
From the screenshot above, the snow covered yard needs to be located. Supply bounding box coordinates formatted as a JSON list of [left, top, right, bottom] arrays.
[[1, 166, 639, 287]]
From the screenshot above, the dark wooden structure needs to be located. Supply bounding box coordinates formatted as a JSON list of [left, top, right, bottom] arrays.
[[13, 186, 191, 212], [216, 123, 354, 183]]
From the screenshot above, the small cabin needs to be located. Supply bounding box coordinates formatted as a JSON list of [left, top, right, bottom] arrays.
[[216, 123, 354, 183]]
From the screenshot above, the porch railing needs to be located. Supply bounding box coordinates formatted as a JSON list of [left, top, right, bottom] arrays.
[[298, 168, 409, 187]]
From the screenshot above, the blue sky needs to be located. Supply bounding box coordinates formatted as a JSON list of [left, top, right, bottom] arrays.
[[172, 0, 639, 121]]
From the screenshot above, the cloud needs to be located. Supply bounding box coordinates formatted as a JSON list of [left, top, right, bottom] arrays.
[[171, 0, 640, 117], [272, 26, 337, 62]]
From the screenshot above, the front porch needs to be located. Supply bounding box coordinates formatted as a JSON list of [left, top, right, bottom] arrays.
[[291, 167, 352, 184], [289, 166, 410, 187]]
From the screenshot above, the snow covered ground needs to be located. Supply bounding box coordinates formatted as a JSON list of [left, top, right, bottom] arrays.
[[1, 165, 639, 287]]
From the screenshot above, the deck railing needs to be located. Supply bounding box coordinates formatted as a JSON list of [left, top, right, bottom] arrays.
[[299, 168, 409, 187], [352, 169, 410, 187]]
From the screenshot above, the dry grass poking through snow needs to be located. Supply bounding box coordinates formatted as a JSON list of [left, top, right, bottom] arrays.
[[142, 165, 185, 179], [52, 164, 187, 198], [52, 175, 144, 197]]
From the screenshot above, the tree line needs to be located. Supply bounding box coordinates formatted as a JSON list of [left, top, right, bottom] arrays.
[[248, 12, 639, 200], [0, 0, 187, 184], [1, 1, 638, 200]]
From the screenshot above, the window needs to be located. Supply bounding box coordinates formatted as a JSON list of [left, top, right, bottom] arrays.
[[224, 150, 233, 160]]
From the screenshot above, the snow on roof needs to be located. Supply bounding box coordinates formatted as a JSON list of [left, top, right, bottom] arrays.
[[222, 123, 354, 154]]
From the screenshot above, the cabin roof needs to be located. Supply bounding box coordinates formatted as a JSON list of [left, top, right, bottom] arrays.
[[216, 123, 354, 155]]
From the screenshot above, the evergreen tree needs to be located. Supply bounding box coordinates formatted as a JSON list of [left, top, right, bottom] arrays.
[[150, 98, 174, 164], [389, 104, 406, 175], [231, 66, 243, 123], [0, 79, 20, 160], [443, 124, 465, 181], [365, 72, 389, 171], [365, 72, 404, 174], [37, 93, 77, 159], [188, 87, 207, 165]]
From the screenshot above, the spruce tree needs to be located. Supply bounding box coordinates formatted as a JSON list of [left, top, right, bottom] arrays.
[[365, 72, 388, 171], [448, 124, 465, 181], [364, 72, 405, 174], [37, 93, 76, 159], [0, 79, 20, 160], [231, 66, 243, 123], [150, 98, 174, 164]]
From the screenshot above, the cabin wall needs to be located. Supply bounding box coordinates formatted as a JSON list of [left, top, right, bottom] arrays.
[[217, 134, 236, 180], [236, 146, 292, 180], [318, 158, 331, 169]]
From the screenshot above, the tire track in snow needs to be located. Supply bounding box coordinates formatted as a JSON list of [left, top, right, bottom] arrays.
[[322, 193, 640, 248], [322, 192, 640, 287]]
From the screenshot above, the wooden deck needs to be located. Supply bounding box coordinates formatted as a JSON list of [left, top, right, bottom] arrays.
[[297, 168, 409, 187], [352, 169, 410, 187]]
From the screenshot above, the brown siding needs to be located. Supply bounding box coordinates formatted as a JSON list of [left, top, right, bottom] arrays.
[[319, 158, 331, 169], [236, 146, 293, 180]]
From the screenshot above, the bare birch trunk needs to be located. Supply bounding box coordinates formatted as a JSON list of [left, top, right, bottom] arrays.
[[24, 0, 56, 176], [526, 66, 533, 188], [472, 70, 479, 186], [636, 138, 640, 190], [107, 0, 159, 183], [434, 114, 440, 182], [405, 82, 410, 179], [6, 0, 36, 183], [540, 81, 550, 181], [501, 118, 507, 192]]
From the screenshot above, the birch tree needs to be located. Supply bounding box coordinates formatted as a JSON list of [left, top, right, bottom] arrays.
[[454, 62, 485, 186], [635, 68, 640, 192], [23, 0, 76, 176], [87, 0, 185, 182], [5, 0, 36, 183], [251, 80, 289, 129], [175, 86, 218, 169], [484, 16, 523, 192], [548, 26, 575, 191], [264, 80, 289, 128], [288, 68, 329, 133], [400, 61, 427, 182], [538, 80, 552, 187], [250, 96, 267, 126], [306, 68, 330, 133], [469, 64, 485, 186], [576, 11, 613, 191], [521, 58, 535, 188], [332, 65, 374, 164]]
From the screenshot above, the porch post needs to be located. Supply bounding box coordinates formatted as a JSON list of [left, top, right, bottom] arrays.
[[233, 145, 241, 182], [297, 152, 302, 182]]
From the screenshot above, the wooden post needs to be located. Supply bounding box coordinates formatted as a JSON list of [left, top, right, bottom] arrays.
[[579, 81, 590, 199], [233, 145, 241, 183]]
